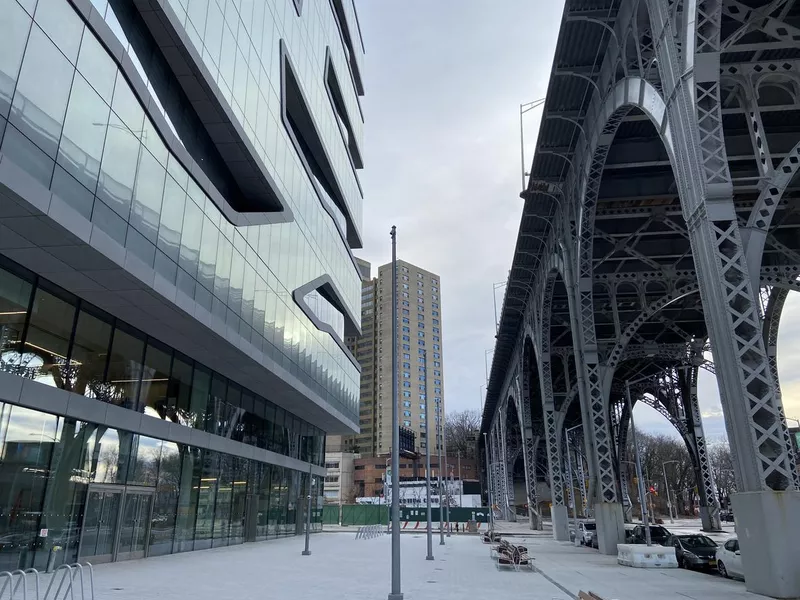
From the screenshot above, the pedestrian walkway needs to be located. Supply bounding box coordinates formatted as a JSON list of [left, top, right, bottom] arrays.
[[82, 526, 766, 600], [88, 532, 570, 600]]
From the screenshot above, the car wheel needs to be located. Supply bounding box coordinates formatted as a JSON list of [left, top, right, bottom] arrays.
[[718, 561, 728, 578]]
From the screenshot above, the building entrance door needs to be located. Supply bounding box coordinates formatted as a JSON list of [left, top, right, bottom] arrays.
[[79, 485, 154, 563]]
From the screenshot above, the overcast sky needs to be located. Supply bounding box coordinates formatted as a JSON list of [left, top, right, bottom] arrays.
[[352, 1, 800, 441]]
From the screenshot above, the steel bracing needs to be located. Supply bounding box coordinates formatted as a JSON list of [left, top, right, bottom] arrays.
[[479, 0, 800, 581]]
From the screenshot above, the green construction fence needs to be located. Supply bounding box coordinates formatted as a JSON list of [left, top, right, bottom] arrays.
[[321, 505, 490, 525]]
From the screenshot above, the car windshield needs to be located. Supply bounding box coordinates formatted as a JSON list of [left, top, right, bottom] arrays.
[[584, 523, 596, 530], [680, 535, 716, 548]]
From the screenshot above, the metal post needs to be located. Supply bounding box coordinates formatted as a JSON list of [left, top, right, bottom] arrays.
[[519, 103, 526, 192], [565, 425, 581, 547], [437, 415, 445, 545], [663, 461, 677, 523], [483, 432, 494, 532], [302, 464, 313, 556], [423, 349, 434, 560], [388, 226, 402, 600], [625, 382, 651, 546], [458, 452, 462, 508], [443, 425, 451, 537]]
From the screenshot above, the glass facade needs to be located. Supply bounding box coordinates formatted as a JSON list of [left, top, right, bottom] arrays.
[[0, 401, 323, 570], [0, 258, 325, 464], [0, 0, 364, 424]]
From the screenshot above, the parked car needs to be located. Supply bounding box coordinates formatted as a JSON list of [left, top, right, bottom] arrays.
[[627, 524, 671, 545], [577, 520, 596, 545], [664, 534, 718, 570], [716, 537, 744, 580]]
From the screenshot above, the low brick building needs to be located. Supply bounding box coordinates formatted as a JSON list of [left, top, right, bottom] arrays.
[[354, 453, 478, 498]]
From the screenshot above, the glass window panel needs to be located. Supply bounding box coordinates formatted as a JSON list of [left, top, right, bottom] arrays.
[[267, 466, 282, 537], [76, 30, 116, 103], [50, 165, 94, 220], [1, 124, 55, 189], [154, 249, 177, 285], [67, 308, 111, 398], [178, 196, 203, 278], [91, 198, 127, 247], [126, 226, 156, 268], [92, 427, 132, 484], [58, 74, 109, 192], [111, 71, 144, 137], [198, 216, 218, 292], [104, 326, 145, 409], [189, 364, 210, 430], [130, 149, 165, 244], [34, 0, 84, 63], [166, 352, 193, 427], [150, 441, 180, 556], [127, 434, 161, 486], [139, 341, 172, 418], [213, 235, 232, 303], [228, 249, 244, 315], [172, 445, 200, 553], [228, 457, 248, 545], [10, 27, 74, 158], [0, 405, 60, 570], [23, 287, 75, 389], [212, 453, 232, 547], [194, 450, 217, 550], [0, 1, 33, 118], [166, 153, 188, 191], [157, 175, 185, 264], [97, 114, 140, 219], [43, 417, 94, 566], [0, 266, 32, 374]]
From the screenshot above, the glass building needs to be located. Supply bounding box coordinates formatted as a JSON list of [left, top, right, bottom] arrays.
[[0, 0, 365, 568]]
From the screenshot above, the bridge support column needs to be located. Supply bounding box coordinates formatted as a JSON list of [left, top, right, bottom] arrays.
[[594, 502, 625, 556], [521, 431, 541, 530]]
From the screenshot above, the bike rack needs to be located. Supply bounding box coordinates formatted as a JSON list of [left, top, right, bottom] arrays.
[[355, 524, 384, 540], [42, 563, 93, 600], [0, 569, 40, 600]]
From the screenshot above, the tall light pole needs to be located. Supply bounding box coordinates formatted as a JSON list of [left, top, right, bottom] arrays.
[[423, 349, 434, 560], [457, 451, 463, 508], [625, 381, 651, 546], [437, 415, 445, 545], [663, 460, 679, 523], [302, 464, 313, 556], [565, 424, 582, 547], [483, 432, 494, 532], [388, 226, 402, 600], [443, 418, 451, 537], [385, 457, 391, 533], [519, 98, 546, 192]]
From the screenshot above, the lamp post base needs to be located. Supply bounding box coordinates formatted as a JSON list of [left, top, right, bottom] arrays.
[[302, 550, 311, 556], [388, 594, 404, 600], [426, 555, 434, 561]]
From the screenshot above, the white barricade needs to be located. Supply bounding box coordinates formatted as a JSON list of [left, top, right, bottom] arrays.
[[617, 544, 678, 568]]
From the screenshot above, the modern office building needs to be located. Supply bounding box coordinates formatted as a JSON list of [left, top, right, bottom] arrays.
[[0, 0, 365, 569]]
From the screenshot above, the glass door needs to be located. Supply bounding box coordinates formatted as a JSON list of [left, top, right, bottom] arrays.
[[115, 490, 153, 561], [79, 487, 122, 564]]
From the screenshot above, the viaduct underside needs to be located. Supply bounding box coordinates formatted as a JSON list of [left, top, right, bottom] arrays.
[[481, 0, 800, 597]]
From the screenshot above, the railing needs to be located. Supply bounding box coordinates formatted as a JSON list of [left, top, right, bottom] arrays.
[[354, 524, 384, 540], [0, 564, 93, 600]]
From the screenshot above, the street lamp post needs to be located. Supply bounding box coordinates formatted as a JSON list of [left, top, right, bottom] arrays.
[[385, 457, 391, 534], [625, 381, 651, 546], [423, 349, 434, 560], [437, 414, 445, 545], [565, 424, 582, 547], [483, 432, 495, 533], [519, 98, 546, 192], [388, 226, 402, 600], [662, 460, 680, 523], [302, 464, 313, 556]]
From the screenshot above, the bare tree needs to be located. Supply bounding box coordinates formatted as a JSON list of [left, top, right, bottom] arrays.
[[708, 438, 736, 509], [444, 409, 480, 460]]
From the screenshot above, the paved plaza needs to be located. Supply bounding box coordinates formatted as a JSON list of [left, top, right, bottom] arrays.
[[75, 525, 769, 600]]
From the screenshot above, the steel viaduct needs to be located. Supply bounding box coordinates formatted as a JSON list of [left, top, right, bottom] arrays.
[[480, 0, 800, 597]]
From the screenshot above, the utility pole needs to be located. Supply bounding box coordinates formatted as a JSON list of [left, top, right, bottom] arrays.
[[388, 226, 402, 600], [443, 422, 451, 537], [437, 413, 445, 545], [302, 464, 312, 556], [458, 452, 462, 508], [483, 432, 494, 532]]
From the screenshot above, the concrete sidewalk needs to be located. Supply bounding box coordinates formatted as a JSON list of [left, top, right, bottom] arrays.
[[512, 534, 766, 600]]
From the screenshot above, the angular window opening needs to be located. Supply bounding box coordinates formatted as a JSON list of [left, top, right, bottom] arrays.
[[302, 289, 345, 341], [281, 41, 359, 247], [325, 52, 363, 169], [330, 0, 364, 96]]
